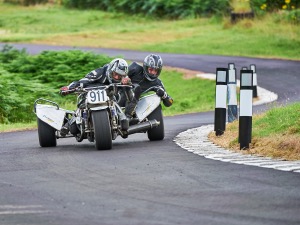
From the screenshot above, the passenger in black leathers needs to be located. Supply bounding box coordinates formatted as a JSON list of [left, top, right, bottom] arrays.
[[61, 58, 128, 92], [59, 58, 135, 135], [126, 54, 173, 110]]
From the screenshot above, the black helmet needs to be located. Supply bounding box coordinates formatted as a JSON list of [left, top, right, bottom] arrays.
[[143, 54, 163, 81], [106, 58, 128, 83]]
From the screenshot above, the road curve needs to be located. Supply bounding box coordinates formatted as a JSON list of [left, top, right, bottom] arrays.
[[0, 43, 300, 225]]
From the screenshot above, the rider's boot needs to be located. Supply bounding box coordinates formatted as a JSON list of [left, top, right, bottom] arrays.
[[125, 101, 139, 125], [60, 116, 75, 136], [60, 124, 69, 137]]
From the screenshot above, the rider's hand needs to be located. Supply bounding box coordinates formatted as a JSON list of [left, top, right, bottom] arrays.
[[121, 77, 132, 85], [107, 85, 116, 97], [60, 86, 69, 96], [156, 87, 167, 99]]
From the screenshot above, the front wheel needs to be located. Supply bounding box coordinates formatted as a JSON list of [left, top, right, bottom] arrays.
[[147, 105, 164, 141], [37, 118, 57, 147], [92, 110, 112, 150]]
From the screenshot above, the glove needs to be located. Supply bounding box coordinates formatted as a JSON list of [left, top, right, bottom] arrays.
[[156, 87, 167, 99], [121, 77, 132, 85], [60, 86, 69, 96], [106, 85, 116, 97]]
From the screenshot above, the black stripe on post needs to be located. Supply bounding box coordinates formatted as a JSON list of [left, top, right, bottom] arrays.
[[239, 116, 252, 149], [253, 85, 258, 98], [215, 108, 226, 136]]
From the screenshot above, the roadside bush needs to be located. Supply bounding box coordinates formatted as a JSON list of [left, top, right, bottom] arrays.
[[0, 44, 27, 63], [251, 0, 299, 12], [4, 0, 48, 6], [0, 68, 22, 123], [2, 47, 113, 88], [62, 0, 231, 18], [283, 8, 300, 23], [0, 45, 113, 123], [251, 0, 300, 23]]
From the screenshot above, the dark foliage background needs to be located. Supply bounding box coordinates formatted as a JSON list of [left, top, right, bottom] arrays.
[[3, 0, 299, 20], [0, 45, 113, 123]]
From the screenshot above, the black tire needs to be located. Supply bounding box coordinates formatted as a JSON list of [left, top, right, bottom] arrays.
[[147, 105, 164, 141], [37, 118, 57, 147], [92, 110, 112, 150]]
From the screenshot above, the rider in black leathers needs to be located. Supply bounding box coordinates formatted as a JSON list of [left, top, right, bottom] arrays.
[[125, 54, 173, 111], [59, 58, 135, 135]]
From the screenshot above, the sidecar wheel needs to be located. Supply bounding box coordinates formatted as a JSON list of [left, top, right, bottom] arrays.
[[37, 118, 57, 147], [147, 105, 164, 141], [92, 110, 112, 150]]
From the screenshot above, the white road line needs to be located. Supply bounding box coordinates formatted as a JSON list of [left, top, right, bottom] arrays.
[[0, 205, 43, 209], [0, 210, 49, 215], [0, 205, 49, 215]]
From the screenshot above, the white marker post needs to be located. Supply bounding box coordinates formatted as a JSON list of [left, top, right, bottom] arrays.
[[250, 64, 258, 98], [227, 63, 238, 122], [214, 68, 228, 136], [239, 70, 253, 150]]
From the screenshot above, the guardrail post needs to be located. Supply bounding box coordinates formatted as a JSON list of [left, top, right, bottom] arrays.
[[227, 63, 238, 122], [239, 70, 253, 150], [250, 64, 258, 98], [214, 68, 228, 136]]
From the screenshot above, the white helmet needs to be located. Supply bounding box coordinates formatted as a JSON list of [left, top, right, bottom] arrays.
[[106, 58, 128, 83]]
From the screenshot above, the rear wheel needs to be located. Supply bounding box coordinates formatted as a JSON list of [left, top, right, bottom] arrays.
[[147, 105, 164, 141], [37, 118, 57, 147], [92, 110, 112, 150]]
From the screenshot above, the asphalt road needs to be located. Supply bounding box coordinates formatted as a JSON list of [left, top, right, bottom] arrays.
[[0, 43, 300, 225]]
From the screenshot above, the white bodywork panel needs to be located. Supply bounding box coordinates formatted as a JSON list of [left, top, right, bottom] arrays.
[[35, 104, 71, 130], [136, 94, 161, 121]]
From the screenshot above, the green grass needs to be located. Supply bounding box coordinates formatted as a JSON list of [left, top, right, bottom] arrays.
[[253, 102, 300, 137], [160, 70, 216, 115], [0, 121, 37, 132], [210, 102, 300, 160], [0, 3, 299, 60]]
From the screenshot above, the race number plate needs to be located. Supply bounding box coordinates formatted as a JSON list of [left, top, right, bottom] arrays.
[[87, 89, 108, 104]]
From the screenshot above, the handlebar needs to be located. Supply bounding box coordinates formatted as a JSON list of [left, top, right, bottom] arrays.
[[63, 83, 132, 95]]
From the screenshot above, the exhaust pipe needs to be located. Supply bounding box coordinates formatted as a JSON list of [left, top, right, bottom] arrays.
[[127, 119, 160, 135]]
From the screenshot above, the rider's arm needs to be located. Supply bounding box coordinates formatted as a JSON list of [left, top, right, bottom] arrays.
[[156, 81, 173, 107], [71, 67, 107, 89], [68, 81, 80, 89]]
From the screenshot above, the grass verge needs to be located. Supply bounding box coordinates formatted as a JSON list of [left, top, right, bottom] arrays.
[[208, 102, 300, 160], [0, 121, 37, 133], [0, 3, 299, 60]]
